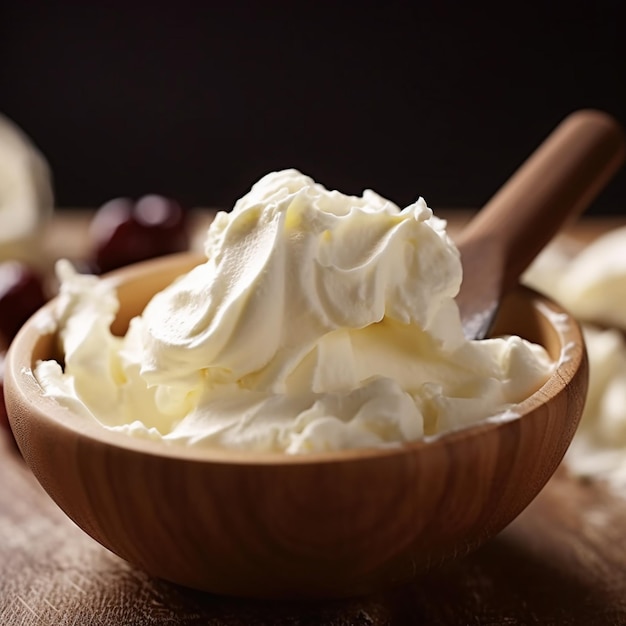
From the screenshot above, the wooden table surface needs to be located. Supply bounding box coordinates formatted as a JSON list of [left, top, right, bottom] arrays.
[[2, 210, 626, 625]]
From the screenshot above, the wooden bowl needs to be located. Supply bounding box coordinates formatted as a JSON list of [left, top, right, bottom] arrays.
[[4, 252, 588, 599]]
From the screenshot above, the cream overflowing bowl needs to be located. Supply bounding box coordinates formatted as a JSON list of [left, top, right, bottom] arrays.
[[5, 250, 586, 598], [29, 170, 558, 454]]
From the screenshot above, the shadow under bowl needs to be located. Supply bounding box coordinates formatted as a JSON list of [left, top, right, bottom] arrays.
[[5, 252, 588, 599]]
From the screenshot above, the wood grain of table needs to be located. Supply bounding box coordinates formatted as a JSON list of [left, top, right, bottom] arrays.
[[2, 210, 626, 625]]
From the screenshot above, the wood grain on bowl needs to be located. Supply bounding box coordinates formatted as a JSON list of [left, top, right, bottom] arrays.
[[4, 252, 587, 599], [6, 211, 626, 624]]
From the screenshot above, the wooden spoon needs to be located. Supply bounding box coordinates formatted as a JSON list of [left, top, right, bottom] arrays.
[[456, 109, 626, 340]]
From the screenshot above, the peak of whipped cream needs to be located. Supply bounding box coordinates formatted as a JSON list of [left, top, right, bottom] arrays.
[[140, 169, 465, 394], [35, 169, 554, 454]]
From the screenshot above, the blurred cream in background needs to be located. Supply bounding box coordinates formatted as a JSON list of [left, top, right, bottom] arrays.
[[525, 228, 626, 494], [0, 112, 54, 265]]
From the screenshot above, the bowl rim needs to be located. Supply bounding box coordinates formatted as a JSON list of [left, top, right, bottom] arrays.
[[5, 252, 586, 467]]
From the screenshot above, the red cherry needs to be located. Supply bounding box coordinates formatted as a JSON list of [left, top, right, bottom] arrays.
[[0, 262, 46, 444], [0, 261, 47, 347], [89, 195, 190, 273]]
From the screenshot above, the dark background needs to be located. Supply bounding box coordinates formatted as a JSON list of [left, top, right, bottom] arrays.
[[1, 1, 625, 213]]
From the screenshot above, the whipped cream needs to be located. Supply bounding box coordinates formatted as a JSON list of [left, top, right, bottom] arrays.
[[35, 170, 553, 453], [525, 227, 626, 493]]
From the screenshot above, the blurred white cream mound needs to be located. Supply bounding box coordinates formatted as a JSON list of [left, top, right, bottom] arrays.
[[525, 226, 626, 494], [0, 112, 54, 264]]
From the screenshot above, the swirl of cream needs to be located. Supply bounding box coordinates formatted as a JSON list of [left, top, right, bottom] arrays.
[[137, 169, 464, 401]]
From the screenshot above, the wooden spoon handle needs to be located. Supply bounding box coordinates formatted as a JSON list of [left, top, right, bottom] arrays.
[[458, 109, 625, 290]]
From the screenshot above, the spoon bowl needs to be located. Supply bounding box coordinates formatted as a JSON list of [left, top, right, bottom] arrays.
[[5, 252, 587, 599]]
